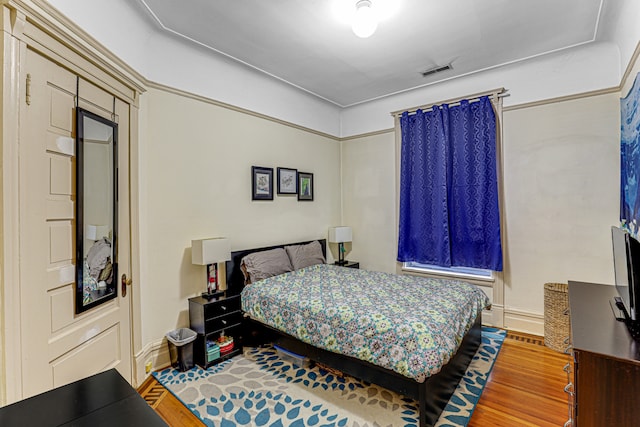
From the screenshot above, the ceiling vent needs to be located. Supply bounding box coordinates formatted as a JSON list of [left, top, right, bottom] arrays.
[[421, 64, 452, 77]]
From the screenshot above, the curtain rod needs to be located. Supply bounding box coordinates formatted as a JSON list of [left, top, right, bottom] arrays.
[[391, 87, 509, 118]]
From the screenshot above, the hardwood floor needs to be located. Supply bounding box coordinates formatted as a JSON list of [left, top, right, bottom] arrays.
[[139, 378, 203, 426], [468, 331, 569, 427], [139, 331, 569, 426]]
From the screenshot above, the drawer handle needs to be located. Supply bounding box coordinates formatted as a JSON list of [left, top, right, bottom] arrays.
[[563, 363, 571, 373], [563, 308, 570, 316], [221, 319, 227, 325], [564, 336, 571, 345], [564, 345, 573, 355], [564, 419, 572, 427], [564, 383, 573, 394], [220, 305, 227, 311]]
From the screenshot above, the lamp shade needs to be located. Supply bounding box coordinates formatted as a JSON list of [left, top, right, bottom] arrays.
[[191, 238, 231, 265], [86, 224, 98, 241], [86, 224, 110, 241], [328, 226, 352, 243]]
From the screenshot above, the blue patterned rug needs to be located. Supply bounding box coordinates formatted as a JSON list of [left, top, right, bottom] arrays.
[[153, 327, 505, 427]]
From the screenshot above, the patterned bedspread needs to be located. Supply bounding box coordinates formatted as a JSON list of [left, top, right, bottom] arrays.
[[241, 264, 490, 382]]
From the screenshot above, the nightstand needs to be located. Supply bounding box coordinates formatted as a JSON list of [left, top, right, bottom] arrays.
[[335, 261, 359, 269], [189, 292, 243, 368]]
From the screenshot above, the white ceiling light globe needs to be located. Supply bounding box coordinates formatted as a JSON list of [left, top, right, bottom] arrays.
[[352, 0, 378, 38]]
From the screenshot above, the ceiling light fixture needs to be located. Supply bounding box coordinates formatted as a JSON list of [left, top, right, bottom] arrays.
[[352, 0, 378, 38]]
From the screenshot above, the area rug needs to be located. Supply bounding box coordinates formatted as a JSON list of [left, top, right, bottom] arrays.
[[153, 327, 505, 427]]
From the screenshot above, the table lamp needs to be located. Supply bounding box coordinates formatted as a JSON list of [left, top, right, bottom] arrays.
[[86, 224, 110, 240], [328, 226, 352, 265], [192, 237, 231, 299]]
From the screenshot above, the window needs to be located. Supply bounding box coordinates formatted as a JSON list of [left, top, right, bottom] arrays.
[[396, 94, 503, 272], [402, 261, 494, 282]]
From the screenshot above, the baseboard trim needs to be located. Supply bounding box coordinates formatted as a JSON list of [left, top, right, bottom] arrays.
[[133, 338, 171, 387], [483, 304, 504, 329], [504, 308, 544, 336]]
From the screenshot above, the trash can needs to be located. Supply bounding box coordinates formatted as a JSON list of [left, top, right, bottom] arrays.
[[166, 328, 197, 371]]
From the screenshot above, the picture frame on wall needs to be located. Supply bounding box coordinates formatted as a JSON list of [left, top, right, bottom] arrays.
[[277, 167, 298, 195], [252, 166, 274, 200], [298, 172, 314, 201]]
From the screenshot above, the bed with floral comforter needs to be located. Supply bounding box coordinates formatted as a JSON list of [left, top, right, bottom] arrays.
[[241, 263, 490, 382]]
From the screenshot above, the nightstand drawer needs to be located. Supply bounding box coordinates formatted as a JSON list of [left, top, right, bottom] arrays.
[[203, 295, 241, 318], [189, 294, 242, 335], [205, 311, 243, 333]]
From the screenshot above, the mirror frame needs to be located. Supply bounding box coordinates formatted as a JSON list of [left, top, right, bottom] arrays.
[[75, 107, 118, 314]]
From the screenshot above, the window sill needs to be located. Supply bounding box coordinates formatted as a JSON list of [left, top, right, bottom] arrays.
[[401, 265, 496, 285]]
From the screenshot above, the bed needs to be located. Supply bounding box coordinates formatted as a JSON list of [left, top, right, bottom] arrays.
[[226, 239, 490, 427]]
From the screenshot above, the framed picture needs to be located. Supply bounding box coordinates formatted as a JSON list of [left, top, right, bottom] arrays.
[[298, 171, 314, 201], [252, 166, 273, 200], [277, 167, 298, 194]]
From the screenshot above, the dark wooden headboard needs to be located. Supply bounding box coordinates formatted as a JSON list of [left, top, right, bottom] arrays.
[[225, 239, 327, 294]]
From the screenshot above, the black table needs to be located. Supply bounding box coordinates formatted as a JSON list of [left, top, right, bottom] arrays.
[[0, 369, 167, 426]]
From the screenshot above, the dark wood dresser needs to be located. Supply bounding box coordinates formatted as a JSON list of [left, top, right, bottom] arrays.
[[0, 369, 167, 426], [568, 281, 640, 427]]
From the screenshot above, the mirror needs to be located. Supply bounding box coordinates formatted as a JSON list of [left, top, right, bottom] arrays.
[[76, 107, 118, 314]]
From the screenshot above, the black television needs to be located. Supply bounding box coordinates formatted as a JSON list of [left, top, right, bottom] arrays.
[[611, 226, 640, 322]]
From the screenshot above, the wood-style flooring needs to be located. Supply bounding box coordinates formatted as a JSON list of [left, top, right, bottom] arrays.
[[138, 331, 569, 426]]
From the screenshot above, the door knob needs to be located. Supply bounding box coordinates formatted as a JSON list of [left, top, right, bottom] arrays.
[[121, 274, 132, 297]]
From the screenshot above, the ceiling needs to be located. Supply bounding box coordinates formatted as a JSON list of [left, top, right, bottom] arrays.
[[138, 0, 605, 108]]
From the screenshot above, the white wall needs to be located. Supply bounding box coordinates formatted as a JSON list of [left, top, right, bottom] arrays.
[[598, 0, 640, 75], [340, 42, 620, 137], [502, 93, 620, 318], [46, 0, 152, 72], [141, 31, 341, 137], [341, 132, 397, 272], [46, 0, 633, 139], [138, 87, 341, 345], [47, 0, 342, 137]]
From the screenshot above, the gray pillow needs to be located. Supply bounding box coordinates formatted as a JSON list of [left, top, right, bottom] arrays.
[[241, 248, 293, 284], [285, 240, 326, 270]]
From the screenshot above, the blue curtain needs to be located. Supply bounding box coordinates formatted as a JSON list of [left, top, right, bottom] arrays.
[[398, 96, 503, 271]]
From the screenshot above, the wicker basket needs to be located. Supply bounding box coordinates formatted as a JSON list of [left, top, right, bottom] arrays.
[[544, 282, 571, 353]]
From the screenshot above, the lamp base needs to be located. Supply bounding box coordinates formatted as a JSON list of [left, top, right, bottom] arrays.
[[201, 290, 224, 300], [334, 260, 348, 266]]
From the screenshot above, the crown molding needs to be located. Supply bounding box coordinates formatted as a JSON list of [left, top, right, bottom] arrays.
[[6, 0, 147, 97]]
